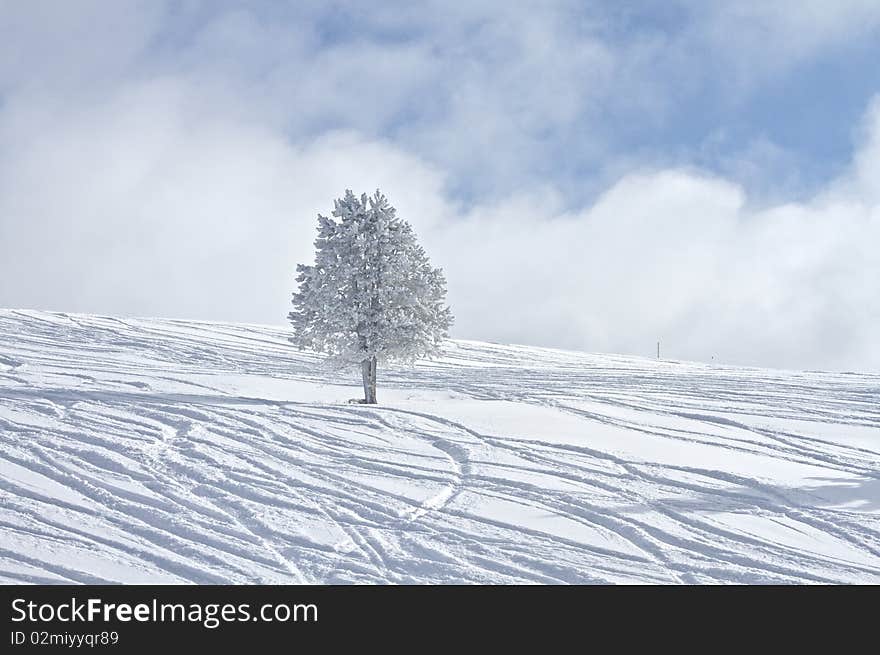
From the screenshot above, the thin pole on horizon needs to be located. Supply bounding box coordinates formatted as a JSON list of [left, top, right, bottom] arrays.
[[657, 341, 660, 360]]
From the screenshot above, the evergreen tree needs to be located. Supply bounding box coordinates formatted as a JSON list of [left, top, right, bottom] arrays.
[[289, 189, 453, 403]]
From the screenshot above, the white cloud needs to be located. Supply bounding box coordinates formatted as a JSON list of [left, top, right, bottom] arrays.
[[0, 0, 165, 93], [0, 2, 879, 372], [0, 76, 449, 322], [434, 136, 880, 370]]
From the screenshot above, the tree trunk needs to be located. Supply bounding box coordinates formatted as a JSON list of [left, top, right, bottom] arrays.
[[361, 356, 378, 404], [361, 358, 372, 404], [369, 355, 378, 404]]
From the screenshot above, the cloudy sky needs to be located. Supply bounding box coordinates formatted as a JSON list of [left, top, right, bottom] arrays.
[[1, 1, 879, 371]]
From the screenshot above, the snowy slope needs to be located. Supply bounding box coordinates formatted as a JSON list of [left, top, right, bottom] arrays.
[[0, 309, 878, 584]]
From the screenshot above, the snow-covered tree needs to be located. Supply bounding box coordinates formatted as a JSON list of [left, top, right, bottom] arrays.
[[289, 189, 453, 403]]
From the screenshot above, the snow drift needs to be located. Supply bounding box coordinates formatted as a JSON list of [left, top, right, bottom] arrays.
[[0, 309, 878, 583]]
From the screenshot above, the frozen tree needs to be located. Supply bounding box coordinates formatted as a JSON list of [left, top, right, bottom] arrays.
[[289, 189, 453, 403]]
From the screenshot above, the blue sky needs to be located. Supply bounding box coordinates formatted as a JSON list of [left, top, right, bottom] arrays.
[[128, 0, 880, 204], [1, 1, 879, 370]]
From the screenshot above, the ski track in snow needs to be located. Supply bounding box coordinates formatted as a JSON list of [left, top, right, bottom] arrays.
[[0, 308, 878, 584]]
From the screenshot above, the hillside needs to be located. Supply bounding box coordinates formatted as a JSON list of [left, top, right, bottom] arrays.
[[0, 309, 878, 583]]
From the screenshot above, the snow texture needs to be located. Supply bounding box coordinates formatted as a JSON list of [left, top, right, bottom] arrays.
[[0, 309, 878, 584]]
